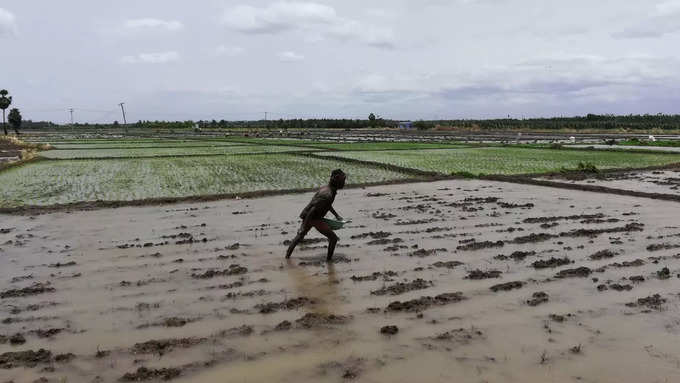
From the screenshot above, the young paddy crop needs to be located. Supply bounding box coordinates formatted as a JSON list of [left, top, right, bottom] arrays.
[[317, 147, 680, 175], [50, 141, 246, 150], [0, 154, 411, 207], [39, 145, 315, 159]]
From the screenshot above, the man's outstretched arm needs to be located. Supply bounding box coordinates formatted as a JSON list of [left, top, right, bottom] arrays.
[[329, 207, 342, 220]]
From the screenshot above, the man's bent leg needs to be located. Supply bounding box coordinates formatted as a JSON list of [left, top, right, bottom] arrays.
[[286, 223, 310, 259], [314, 221, 339, 261]]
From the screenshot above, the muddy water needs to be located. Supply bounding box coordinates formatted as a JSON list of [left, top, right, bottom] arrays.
[[1, 180, 680, 382]]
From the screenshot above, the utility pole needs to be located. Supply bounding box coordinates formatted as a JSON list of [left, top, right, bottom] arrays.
[[119, 102, 128, 134], [69, 108, 74, 128]]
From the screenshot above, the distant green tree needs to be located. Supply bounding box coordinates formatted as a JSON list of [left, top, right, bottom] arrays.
[[7, 108, 21, 134], [0, 89, 12, 135]]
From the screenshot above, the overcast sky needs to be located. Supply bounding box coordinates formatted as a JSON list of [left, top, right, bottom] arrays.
[[1, 0, 679, 123]]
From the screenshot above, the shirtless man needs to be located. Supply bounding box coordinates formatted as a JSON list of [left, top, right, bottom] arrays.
[[285, 169, 346, 261]]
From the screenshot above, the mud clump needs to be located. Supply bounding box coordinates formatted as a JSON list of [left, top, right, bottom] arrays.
[[511, 233, 557, 244], [611, 259, 645, 268], [256, 297, 317, 314], [555, 267, 591, 278], [131, 337, 206, 355], [31, 328, 63, 338], [351, 231, 391, 240], [367, 238, 403, 246], [432, 261, 464, 269], [656, 267, 671, 280], [465, 270, 502, 280], [527, 292, 549, 306], [431, 328, 484, 343], [609, 284, 633, 291], [380, 325, 399, 335], [120, 366, 181, 381], [559, 223, 644, 238], [191, 264, 248, 279], [48, 261, 77, 268], [318, 357, 364, 380], [626, 294, 666, 311], [490, 281, 524, 292], [532, 257, 571, 269], [217, 325, 253, 338], [350, 271, 398, 282], [385, 292, 465, 312], [408, 248, 447, 257], [509, 251, 537, 260], [589, 250, 618, 260], [295, 313, 352, 329], [274, 320, 292, 331], [0, 349, 52, 369], [9, 333, 26, 345], [371, 279, 432, 296], [1, 283, 55, 299], [456, 241, 504, 251], [498, 202, 534, 209], [646, 243, 680, 252], [523, 213, 605, 224]]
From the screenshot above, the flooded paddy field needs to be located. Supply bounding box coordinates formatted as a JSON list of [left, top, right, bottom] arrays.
[[2, 179, 680, 382]]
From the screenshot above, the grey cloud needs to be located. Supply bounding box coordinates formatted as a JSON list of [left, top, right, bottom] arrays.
[[121, 51, 180, 64], [221, 1, 396, 48], [123, 18, 184, 31], [614, 2, 680, 38], [0, 8, 16, 37]]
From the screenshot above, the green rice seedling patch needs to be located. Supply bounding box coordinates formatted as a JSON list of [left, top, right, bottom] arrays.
[[0, 154, 410, 207], [317, 147, 680, 175]]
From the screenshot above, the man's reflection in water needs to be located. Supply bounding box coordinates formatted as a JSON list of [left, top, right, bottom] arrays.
[[285, 259, 341, 315]]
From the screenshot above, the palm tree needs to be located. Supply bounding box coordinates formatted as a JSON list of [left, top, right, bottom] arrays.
[[8, 108, 21, 134], [0, 89, 12, 135]]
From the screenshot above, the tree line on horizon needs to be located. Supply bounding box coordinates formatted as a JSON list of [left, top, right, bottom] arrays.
[[14, 113, 680, 131]]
